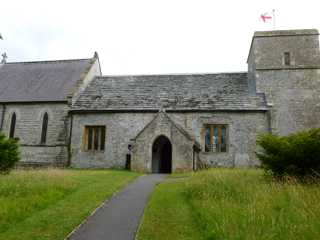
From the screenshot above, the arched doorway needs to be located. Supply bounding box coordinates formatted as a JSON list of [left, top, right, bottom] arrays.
[[152, 135, 172, 173]]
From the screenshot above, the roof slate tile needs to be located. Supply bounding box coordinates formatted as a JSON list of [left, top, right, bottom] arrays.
[[72, 73, 267, 111], [0, 58, 92, 102]]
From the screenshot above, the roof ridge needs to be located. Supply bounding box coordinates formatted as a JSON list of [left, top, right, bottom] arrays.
[[96, 71, 247, 78], [6, 58, 92, 65]]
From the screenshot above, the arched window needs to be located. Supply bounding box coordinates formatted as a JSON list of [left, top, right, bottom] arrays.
[[40, 112, 48, 144], [9, 113, 16, 139]]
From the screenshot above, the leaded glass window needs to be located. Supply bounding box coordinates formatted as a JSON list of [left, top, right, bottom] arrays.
[[204, 124, 228, 153], [83, 126, 106, 151]]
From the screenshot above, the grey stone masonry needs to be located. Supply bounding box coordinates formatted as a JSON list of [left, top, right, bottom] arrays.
[[0, 104, 4, 130], [248, 29, 320, 135], [131, 111, 198, 172], [71, 113, 156, 168], [168, 112, 268, 167], [70, 110, 268, 171], [1, 103, 70, 165], [0, 54, 101, 166], [248, 29, 320, 70]]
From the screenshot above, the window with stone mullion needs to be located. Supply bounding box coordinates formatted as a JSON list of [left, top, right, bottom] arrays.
[[204, 125, 227, 153], [85, 126, 106, 151]]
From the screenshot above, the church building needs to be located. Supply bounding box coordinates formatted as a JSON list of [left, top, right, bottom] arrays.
[[0, 29, 319, 173]]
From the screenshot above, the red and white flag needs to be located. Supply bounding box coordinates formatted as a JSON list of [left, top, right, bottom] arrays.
[[260, 12, 272, 23], [260, 9, 275, 29]]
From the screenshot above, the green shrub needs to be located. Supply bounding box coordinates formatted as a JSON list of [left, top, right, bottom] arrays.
[[0, 133, 20, 174], [257, 128, 320, 178]]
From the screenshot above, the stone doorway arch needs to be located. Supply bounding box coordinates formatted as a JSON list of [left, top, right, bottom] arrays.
[[152, 135, 172, 173]]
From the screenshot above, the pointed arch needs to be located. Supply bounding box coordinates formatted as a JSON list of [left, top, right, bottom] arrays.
[[40, 112, 49, 144], [9, 112, 16, 139]]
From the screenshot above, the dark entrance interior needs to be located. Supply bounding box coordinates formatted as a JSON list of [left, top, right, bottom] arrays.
[[152, 136, 172, 173]]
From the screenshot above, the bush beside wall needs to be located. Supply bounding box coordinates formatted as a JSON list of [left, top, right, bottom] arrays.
[[256, 128, 320, 178], [0, 133, 20, 174]]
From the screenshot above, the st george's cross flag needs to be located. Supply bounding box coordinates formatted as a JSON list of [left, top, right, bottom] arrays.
[[260, 10, 275, 29], [261, 13, 272, 22], [260, 10, 275, 23]]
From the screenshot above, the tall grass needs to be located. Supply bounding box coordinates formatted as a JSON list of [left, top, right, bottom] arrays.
[[0, 169, 77, 233], [138, 169, 320, 240], [0, 169, 139, 240], [185, 169, 320, 240]]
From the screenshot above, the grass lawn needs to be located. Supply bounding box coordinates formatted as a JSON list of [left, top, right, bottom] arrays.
[[138, 169, 320, 240], [0, 169, 139, 240]]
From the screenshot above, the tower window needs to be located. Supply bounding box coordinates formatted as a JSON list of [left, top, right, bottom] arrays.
[[284, 52, 291, 66]]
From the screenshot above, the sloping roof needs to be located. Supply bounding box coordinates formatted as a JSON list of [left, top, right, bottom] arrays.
[[0, 58, 93, 102], [72, 72, 267, 111]]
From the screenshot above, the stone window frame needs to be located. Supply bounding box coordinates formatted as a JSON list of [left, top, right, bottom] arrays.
[[9, 112, 16, 139], [6, 109, 21, 141], [40, 112, 49, 145], [82, 125, 106, 152], [37, 109, 53, 145], [283, 52, 291, 66], [202, 124, 229, 153]]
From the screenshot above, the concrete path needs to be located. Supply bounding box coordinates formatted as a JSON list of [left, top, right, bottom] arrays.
[[68, 174, 165, 240]]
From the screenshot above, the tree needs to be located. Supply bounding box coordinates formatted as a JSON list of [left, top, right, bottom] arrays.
[[0, 133, 20, 174], [257, 128, 320, 178]]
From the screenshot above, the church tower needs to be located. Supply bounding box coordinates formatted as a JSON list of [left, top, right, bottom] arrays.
[[247, 29, 320, 135]]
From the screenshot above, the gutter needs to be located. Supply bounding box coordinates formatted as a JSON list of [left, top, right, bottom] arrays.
[[0, 100, 68, 104], [255, 66, 320, 71], [69, 108, 268, 114]]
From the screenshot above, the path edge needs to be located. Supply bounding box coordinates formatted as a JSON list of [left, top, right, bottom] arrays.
[[134, 179, 163, 240], [64, 175, 144, 240]]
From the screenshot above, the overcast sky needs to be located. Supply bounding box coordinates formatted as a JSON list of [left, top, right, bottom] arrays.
[[0, 0, 319, 75]]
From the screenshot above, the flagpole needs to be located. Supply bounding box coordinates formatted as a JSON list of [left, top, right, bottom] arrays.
[[272, 9, 276, 30]]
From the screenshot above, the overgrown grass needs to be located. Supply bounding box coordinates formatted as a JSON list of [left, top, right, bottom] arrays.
[[138, 169, 320, 240], [0, 169, 139, 240]]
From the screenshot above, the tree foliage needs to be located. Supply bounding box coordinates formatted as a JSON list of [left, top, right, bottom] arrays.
[[256, 128, 320, 178], [0, 133, 20, 174]]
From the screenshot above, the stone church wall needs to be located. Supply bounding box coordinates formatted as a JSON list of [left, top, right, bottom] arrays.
[[70, 113, 156, 168], [255, 69, 320, 135], [1, 103, 69, 166], [168, 112, 268, 167], [0, 104, 4, 130], [70, 111, 268, 170]]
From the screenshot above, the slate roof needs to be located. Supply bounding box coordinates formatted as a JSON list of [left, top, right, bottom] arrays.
[[0, 58, 93, 102], [72, 73, 267, 111]]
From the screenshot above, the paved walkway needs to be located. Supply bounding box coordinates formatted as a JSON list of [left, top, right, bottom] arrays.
[[68, 174, 165, 240]]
